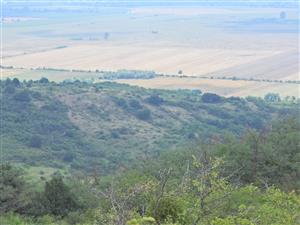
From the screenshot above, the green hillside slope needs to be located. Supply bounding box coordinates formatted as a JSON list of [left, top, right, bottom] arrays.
[[1, 79, 298, 173]]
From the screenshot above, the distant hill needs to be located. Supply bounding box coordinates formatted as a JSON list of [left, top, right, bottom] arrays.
[[1, 79, 299, 174]]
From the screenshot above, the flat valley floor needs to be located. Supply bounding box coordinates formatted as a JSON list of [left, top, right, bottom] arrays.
[[2, 6, 299, 97]]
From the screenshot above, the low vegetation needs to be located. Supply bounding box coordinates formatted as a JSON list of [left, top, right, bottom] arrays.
[[2, 78, 298, 174], [1, 78, 299, 224], [1, 118, 299, 224]]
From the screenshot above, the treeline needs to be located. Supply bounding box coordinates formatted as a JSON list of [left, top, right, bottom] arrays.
[[3, 65, 299, 85], [1, 66, 156, 81], [1, 118, 299, 225], [158, 73, 300, 85]]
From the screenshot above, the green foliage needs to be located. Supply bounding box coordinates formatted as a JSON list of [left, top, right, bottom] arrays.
[[0, 213, 68, 225], [0, 164, 28, 213], [1, 80, 299, 175], [264, 92, 281, 102], [148, 196, 183, 223], [135, 108, 151, 121], [146, 95, 164, 106], [202, 93, 222, 103], [212, 187, 300, 225], [13, 90, 31, 102], [29, 135, 43, 148], [39, 77, 50, 84], [4, 85, 16, 94], [100, 70, 156, 80], [42, 176, 80, 216], [127, 216, 156, 225], [2, 136, 300, 224], [12, 78, 21, 87], [216, 118, 300, 191], [129, 99, 143, 109]]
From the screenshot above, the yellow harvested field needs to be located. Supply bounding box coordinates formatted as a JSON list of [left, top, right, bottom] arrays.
[[116, 77, 299, 97], [2, 44, 281, 76], [2, 6, 299, 97], [130, 7, 300, 18]]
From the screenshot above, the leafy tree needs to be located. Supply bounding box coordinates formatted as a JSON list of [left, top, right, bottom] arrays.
[[136, 109, 151, 121], [264, 93, 281, 102], [29, 135, 43, 148], [212, 187, 300, 225], [13, 90, 31, 102], [148, 196, 183, 224], [127, 216, 156, 225], [188, 154, 230, 224], [4, 78, 12, 86], [0, 164, 28, 213], [39, 77, 49, 84], [63, 152, 75, 162], [12, 78, 21, 87], [114, 97, 128, 109], [129, 99, 142, 109], [216, 118, 300, 191], [4, 85, 16, 94], [146, 95, 164, 106], [42, 176, 80, 216]]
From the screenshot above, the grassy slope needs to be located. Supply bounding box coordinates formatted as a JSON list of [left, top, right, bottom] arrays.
[[2, 81, 299, 174]]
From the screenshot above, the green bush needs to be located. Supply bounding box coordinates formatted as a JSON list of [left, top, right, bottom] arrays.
[[202, 93, 222, 103], [136, 109, 151, 121], [13, 91, 31, 102], [149, 196, 184, 224]]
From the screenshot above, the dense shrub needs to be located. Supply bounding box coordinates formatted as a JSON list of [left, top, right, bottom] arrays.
[[29, 135, 43, 148], [63, 152, 75, 162], [264, 93, 281, 102], [146, 95, 164, 106], [42, 176, 80, 216], [136, 109, 151, 121], [39, 77, 49, 84], [129, 99, 142, 109], [0, 164, 27, 213], [149, 196, 184, 223], [4, 85, 16, 94], [202, 93, 222, 103], [114, 97, 128, 109], [12, 78, 21, 87], [13, 91, 31, 102]]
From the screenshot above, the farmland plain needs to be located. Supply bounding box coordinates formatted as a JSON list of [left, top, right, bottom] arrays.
[[2, 6, 299, 97]]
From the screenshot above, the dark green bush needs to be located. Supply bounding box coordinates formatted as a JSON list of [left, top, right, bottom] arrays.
[[202, 93, 222, 103], [29, 135, 43, 148], [136, 109, 151, 121], [146, 95, 164, 106], [13, 91, 31, 102]]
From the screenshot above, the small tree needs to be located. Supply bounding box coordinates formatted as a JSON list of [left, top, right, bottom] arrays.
[[0, 164, 27, 213], [42, 176, 79, 216], [13, 90, 31, 102], [4, 85, 16, 94], [136, 109, 151, 121], [280, 11, 287, 20], [189, 154, 230, 225], [146, 95, 164, 106], [264, 93, 281, 103], [29, 135, 42, 148], [129, 99, 142, 109], [149, 196, 183, 224], [12, 78, 21, 87], [39, 77, 49, 84], [202, 93, 222, 103]]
